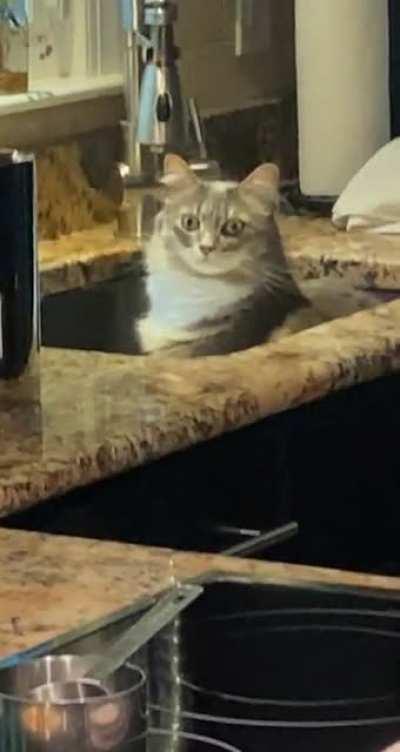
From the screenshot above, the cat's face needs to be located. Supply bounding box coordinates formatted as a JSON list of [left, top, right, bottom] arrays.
[[158, 155, 280, 278]]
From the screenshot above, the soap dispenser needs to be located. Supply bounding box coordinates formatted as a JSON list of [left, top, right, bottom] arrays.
[[0, 149, 39, 381]]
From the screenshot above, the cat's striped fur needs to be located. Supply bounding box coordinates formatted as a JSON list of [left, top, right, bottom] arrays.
[[137, 156, 378, 358]]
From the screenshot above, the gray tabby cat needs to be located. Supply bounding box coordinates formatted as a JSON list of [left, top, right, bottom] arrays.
[[137, 155, 378, 357]]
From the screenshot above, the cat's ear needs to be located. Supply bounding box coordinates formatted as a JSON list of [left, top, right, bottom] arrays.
[[162, 154, 199, 191], [238, 163, 280, 212]]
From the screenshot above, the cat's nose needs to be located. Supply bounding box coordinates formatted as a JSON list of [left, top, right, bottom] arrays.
[[200, 244, 214, 257]]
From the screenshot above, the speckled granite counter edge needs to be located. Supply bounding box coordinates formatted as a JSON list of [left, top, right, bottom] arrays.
[[39, 217, 400, 296], [1, 298, 400, 516], [2, 528, 400, 662]]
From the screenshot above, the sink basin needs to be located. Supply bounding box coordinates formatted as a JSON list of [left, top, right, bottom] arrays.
[[40, 256, 398, 357], [3, 577, 400, 752], [41, 263, 147, 354]]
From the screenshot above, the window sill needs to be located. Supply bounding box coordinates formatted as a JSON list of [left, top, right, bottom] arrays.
[[0, 74, 125, 147], [0, 74, 123, 116]]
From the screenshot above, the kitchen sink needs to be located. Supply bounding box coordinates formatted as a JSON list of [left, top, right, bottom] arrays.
[[41, 263, 147, 355], [41, 264, 398, 357], [3, 576, 400, 751]]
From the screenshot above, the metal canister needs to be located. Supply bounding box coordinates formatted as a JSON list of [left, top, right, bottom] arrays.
[[0, 148, 39, 381]]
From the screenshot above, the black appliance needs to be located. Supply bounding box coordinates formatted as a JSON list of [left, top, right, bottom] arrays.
[[146, 578, 400, 752]]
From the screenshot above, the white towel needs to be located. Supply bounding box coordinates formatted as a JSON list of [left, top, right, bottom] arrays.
[[332, 138, 400, 234]]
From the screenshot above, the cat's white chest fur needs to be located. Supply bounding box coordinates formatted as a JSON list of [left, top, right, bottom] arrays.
[[137, 237, 252, 353], [138, 268, 251, 353]]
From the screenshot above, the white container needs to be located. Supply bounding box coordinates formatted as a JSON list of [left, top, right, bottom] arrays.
[[295, 0, 391, 198]]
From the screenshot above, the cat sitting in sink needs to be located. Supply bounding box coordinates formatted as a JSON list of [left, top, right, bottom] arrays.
[[137, 154, 378, 358]]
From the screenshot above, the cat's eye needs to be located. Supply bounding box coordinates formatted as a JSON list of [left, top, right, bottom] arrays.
[[181, 214, 200, 232], [221, 219, 245, 238]]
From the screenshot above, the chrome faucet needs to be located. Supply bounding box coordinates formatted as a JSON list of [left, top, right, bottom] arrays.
[[119, 0, 216, 186], [136, 0, 189, 154], [115, 1, 219, 241]]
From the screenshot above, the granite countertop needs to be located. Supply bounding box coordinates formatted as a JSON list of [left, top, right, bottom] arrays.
[[1, 292, 400, 516], [2, 217, 396, 669], [1, 527, 400, 662], [39, 216, 400, 296], [1, 215, 398, 517], [39, 223, 141, 297], [282, 216, 400, 290]]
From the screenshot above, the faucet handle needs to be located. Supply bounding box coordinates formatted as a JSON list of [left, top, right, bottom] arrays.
[[188, 98, 208, 162]]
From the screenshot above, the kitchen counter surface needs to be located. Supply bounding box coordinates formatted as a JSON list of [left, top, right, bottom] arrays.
[[39, 224, 141, 296], [1, 527, 400, 663], [39, 216, 400, 296], [1, 290, 400, 516], [282, 216, 400, 289]]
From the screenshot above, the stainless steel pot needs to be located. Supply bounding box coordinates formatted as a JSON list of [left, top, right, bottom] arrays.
[[0, 654, 147, 752]]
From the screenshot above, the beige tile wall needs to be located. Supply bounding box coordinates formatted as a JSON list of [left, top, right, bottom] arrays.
[[176, 0, 295, 113]]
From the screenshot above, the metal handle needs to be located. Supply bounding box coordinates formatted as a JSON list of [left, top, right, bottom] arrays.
[[188, 97, 208, 161], [222, 522, 299, 558], [86, 584, 203, 683]]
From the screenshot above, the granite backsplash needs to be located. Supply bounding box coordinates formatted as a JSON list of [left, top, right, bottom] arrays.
[[205, 95, 298, 182], [34, 97, 297, 241]]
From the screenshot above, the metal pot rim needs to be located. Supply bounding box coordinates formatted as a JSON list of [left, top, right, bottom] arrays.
[[0, 654, 146, 706]]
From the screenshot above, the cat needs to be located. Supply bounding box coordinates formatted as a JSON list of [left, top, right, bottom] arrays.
[[137, 155, 379, 358]]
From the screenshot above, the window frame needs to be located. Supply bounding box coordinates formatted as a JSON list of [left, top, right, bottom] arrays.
[[0, 0, 123, 117]]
